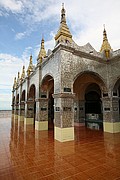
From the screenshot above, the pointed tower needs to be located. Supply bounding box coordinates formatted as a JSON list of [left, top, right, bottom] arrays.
[[55, 3, 72, 45], [37, 37, 46, 63], [21, 65, 25, 81], [16, 72, 20, 86], [13, 77, 17, 89], [100, 26, 112, 58], [27, 55, 34, 76]]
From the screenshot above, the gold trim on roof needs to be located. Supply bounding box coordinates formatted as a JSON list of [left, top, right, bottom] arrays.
[[27, 55, 33, 76], [37, 37, 46, 63], [100, 26, 112, 58], [21, 65, 25, 80], [55, 3, 72, 44]]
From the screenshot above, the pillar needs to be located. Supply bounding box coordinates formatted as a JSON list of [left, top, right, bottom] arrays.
[[18, 101, 25, 121], [24, 100, 35, 125], [14, 103, 19, 120], [102, 97, 120, 133], [35, 98, 48, 130], [53, 93, 75, 142]]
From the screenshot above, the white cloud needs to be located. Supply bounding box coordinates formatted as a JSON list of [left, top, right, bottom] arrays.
[[0, 47, 33, 110], [0, 0, 23, 13], [1, 0, 120, 50], [15, 32, 26, 40]]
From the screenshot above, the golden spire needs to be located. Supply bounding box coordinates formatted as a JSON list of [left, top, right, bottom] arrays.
[[55, 3, 72, 45], [16, 72, 20, 86], [61, 3, 66, 23], [37, 37, 46, 63], [100, 25, 112, 58], [13, 77, 17, 89], [21, 65, 25, 80], [27, 55, 33, 76]]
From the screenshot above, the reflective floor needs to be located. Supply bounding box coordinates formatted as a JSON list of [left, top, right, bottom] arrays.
[[0, 117, 120, 180]]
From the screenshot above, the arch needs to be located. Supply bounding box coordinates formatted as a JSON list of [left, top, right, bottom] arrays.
[[16, 94, 19, 104], [12, 96, 15, 104], [28, 84, 36, 100], [73, 72, 104, 130], [41, 74, 54, 91], [21, 90, 26, 101], [73, 71, 107, 100], [85, 83, 102, 114], [41, 74, 54, 130], [113, 78, 120, 93], [73, 71, 107, 92]]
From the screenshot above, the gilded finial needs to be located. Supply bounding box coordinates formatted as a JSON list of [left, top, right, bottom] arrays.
[[27, 55, 33, 76], [61, 3, 66, 23], [37, 37, 46, 63], [55, 4, 72, 45], [100, 25, 112, 58], [21, 65, 25, 80]]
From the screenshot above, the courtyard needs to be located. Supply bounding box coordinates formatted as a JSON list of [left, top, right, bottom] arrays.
[[0, 114, 120, 180]]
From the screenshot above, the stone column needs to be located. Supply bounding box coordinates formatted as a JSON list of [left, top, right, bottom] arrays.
[[102, 97, 120, 133], [79, 100, 85, 123], [14, 103, 19, 120], [35, 98, 48, 130], [74, 99, 79, 123], [18, 101, 25, 121], [53, 93, 75, 142], [24, 100, 35, 125], [11, 104, 15, 117]]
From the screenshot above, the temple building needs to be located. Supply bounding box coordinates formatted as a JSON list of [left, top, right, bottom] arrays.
[[12, 4, 120, 142]]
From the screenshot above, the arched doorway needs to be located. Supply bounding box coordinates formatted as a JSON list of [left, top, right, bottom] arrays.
[[41, 75, 54, 130], [113, 78, 120, 120], [85, 83, 103, 129], [16, 94, 19, 116], [20, 90, 26, 118], [21, 90, 25, 101], [12, 96, 15, 114], [73, 72, 106, 130], [28, 84, 36, 126]]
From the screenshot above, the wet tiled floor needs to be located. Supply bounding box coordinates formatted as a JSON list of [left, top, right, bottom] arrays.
[[0, 117, 120, 180]]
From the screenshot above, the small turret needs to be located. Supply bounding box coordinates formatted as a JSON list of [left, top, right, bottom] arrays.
[[100, 25, 112, 58], [55, 3, 72, 45], [21, 65, 25, 81], [27, 55, 33, 76], [37, 37, 46, 63]]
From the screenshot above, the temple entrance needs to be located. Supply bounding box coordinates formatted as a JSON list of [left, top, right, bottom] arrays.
[[20, 90, 25, 117], [85, 83, 103, 130], [48, 91, 54, 130], [28, 84, 36, 126], [41, 75, 54, 130], [73, 72, 105, 130], [113, 79, 120, 120]]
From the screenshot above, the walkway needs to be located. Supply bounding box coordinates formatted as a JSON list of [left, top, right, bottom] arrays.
[[0, 116, 120, 179]]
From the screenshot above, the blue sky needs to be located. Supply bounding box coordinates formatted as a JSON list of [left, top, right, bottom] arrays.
[[0, 0, 120, 110]]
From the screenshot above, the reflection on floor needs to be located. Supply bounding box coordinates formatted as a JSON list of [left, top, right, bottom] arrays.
[[0, 116, 120, 180]]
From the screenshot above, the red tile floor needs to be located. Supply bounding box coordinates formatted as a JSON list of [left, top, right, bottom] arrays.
[[0, 116, 120, 180]]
